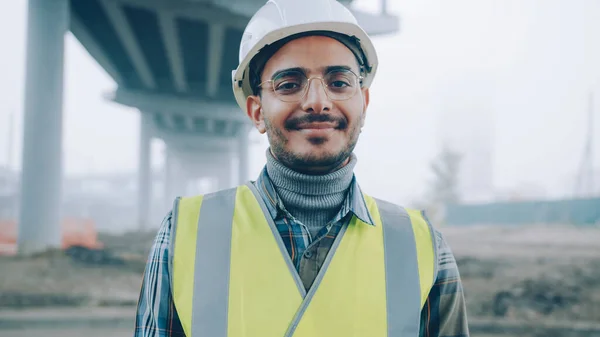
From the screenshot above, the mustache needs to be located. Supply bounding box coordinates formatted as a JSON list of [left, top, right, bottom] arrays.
[[284, 114, 348, 130]]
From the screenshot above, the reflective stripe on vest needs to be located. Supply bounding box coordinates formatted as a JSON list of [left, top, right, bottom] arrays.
[[171, 183, 437, 337]]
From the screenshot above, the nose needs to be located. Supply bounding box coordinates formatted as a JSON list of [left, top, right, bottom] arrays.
[[301, 78, 333, 114]]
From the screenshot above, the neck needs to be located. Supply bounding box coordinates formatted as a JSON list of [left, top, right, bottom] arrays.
[[265, 149, 357, 238]]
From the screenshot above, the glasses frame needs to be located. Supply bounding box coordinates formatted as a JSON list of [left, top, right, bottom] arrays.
[[257, 68, 364, 102]]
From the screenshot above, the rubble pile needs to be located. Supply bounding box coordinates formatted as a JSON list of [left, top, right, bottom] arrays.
[[457, 257, 600, 322]]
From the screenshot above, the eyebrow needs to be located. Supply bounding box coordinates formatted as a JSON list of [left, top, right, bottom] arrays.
[[269, 65, 355, 80]]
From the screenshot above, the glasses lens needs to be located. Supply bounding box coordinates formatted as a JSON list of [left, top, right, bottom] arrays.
[[272, 71, 307, 102], [324, 70, 359, 100], [269, 69, 360, 102]]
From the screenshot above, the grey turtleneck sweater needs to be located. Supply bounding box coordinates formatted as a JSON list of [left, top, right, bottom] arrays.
[[265, 150, 356, 239]]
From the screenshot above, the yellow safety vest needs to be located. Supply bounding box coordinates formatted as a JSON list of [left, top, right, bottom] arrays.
[[170, 183, 438, 337]]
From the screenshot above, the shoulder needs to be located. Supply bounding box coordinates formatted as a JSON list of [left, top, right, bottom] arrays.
[[432, 228, 459, 274], [407, 209, 457, 269], [151, 210, 174, 248]]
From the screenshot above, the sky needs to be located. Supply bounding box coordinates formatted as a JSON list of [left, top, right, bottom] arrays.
[[0, 0, 599, 205]]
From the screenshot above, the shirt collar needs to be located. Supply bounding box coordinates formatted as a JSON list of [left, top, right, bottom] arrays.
[[254, 166, 375, 226]]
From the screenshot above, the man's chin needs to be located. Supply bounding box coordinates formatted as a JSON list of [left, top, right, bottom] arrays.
[[288, 148, 348, 168]]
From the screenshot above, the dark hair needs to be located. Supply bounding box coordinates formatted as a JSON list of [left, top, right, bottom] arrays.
[[249, 31, 368, 96]]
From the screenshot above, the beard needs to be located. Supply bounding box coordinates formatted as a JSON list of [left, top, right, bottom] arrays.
[[264, 113, 362, 172]]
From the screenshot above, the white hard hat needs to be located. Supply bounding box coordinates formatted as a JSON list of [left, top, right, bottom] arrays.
[[231, 0, 379, 112]]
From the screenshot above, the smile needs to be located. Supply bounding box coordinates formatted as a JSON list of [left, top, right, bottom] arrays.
[[296, 122, 337, 130]]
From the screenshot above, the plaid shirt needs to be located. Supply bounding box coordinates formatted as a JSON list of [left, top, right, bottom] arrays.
[[134, 168, 470, 336]]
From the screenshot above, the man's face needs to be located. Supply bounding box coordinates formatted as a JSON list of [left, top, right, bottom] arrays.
[[246, 35, 370, 174]]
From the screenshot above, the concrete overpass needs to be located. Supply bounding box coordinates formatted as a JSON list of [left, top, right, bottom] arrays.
[[17, 0, 399, 254]]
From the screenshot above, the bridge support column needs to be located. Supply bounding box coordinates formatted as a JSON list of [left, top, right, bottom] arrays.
[[164, 147, 187, 205], [215, 153, 235, 191], [138, 112, 152, 230], [164, 147, 174, 207], [17, 0, 69, 255], [237, 124, 251, 185]]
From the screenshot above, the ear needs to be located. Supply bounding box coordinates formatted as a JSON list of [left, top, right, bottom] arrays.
[[246, 95, 266, 133], [360, 87, 370, 127]]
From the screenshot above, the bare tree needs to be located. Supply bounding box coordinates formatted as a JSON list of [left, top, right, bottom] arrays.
[[428, 145, 462, 205]]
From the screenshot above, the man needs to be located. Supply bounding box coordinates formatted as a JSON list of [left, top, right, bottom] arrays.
[[135, 0, 469, 336]]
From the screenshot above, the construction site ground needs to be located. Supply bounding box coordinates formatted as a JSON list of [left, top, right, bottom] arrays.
[[1, 224, 600, 337]]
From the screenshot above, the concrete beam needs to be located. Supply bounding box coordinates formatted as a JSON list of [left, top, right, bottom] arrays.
[[158, 11, 187, 92], [112, 0, 248, 30], [70, 15, 124, 85], [105, 88, 248, 122], [160, 114, 177, 131], [184, 116, 196, 132], [100, 0, 156, 89], [205, 119, 215, 133], [146, 0, 398, 37], [349, 9, 399, 36], [199, 0, 264, 18], [207, 23, 225, 98]]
